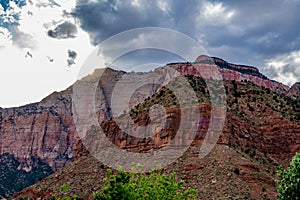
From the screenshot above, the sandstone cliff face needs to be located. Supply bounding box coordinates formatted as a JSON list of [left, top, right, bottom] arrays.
[[14, 78, 300, 199], [195, 55, 290, 95], [0, 56, 297, 172], [96, 93, 300, 167], [0, 87, 77, 171], [1, 56, 299, 197]]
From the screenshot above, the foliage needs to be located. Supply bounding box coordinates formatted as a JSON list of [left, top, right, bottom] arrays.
[[93, 168, 197, 200], [233, 168, 240, 175], [51, 183, 83, 200], [51, 195, 84, 200], [277, 153, 300, 200], [60, 183, 70, 192], [0, 153, 53, 198]]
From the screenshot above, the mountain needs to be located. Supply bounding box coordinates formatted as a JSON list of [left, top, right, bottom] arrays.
[[0, 87, 78, 198], [287, 82, 300, 99], [195, 55, 290, 95], [0, 55, 299, 198]]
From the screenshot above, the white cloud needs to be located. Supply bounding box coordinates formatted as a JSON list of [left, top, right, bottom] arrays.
[[157, 0, 170, 12], [12, 27, 36, 49], [264, 51, 300, 86], [0, 27, 12, 48], [0, 0, 94, 108], [198, 1, 235, 26], [131, 0, 142, 8]]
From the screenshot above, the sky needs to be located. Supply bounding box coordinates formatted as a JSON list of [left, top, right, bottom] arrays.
[[0, 0, 300, 108]]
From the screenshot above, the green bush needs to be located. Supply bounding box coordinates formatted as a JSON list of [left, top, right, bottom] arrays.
[[52, 195, 84, 200], [60, 183, 70, 192], [93, 168, 197, 200], [277, 153, 300, 200]]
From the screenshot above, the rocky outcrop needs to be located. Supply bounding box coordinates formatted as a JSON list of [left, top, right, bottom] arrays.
[[195, 55, 290, 95], [223, 112, 300, 166], [1, 55, 299, 197], [94, 89, 300, 167], [0, 86, 78, 172], [0, 86, 80, 197], [196, 55, 263, 78], [0, 56, 295, 173], [287, 82, 300, 99]]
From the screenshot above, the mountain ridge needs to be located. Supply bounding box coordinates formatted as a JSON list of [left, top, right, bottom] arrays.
[[0, 55, 299, 198], [14, 67, 300, 199]]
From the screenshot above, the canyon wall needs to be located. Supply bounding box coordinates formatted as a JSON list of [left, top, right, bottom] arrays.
[[0, 56, 298, 173]]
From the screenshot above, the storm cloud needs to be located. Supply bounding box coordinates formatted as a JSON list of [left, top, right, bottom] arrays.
[[47, 21, 78, 39], [71, 0, 300, 84], [1, 0, 300, 85], [72, 0, 200, 45]]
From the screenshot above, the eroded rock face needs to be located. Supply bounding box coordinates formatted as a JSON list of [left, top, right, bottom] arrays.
[[0, 57, 297, 172], [0, 87, 78, 172], [287, 82, 300, 99], [1, 56, 299, 197], [222, 112, 300, 166], [96, 99, 300, 167], [195, 55, 290, 95]]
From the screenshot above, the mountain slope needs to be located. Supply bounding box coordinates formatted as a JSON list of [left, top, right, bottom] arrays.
[[0, 55, 299, 198], [14, 74, 300, 199]]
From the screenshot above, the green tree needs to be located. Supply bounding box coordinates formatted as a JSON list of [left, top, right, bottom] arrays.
[[93, 168, 197, 200], [277, 153, 300, 200]]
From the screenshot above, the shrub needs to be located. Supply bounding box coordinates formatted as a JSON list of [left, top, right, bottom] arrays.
[[277, 153, 300, 200], [93, 168, 197, 200], [233, 168, 240, 175], [51, 195, 84, 200], [60, 183, 70, 192]]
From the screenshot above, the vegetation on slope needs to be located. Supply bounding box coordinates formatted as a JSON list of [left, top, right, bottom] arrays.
[[0, 153, 53, 198], [129, 75, 300, 123], [51, 168, 197, 200], [277, 153, 300, 200], [13, 76, 300, 199]]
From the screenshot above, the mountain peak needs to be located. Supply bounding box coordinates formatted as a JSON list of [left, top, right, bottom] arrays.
[[195, 55, 266, 79]]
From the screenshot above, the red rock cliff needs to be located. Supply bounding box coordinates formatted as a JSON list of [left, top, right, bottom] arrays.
[[0, 56, 298, 173]]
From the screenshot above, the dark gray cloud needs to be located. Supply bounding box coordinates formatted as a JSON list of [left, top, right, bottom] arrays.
[[72, 0, 200, 44], [67, 49, 77, 66], [68, 49, 77, 59], [215, 1, 300, 56], [47, 21, 78, 39], [70, 0, 300, 84], [72, 1, 299, 57]]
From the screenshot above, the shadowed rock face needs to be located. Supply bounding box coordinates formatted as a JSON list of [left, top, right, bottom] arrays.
[[196, 55, 262, 77], [0, 153, 53, 198], [0, 87, 79, 197], [287, 82, 300, 99], [0, 56, 299, 198], [0, 87, 77, 172]]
